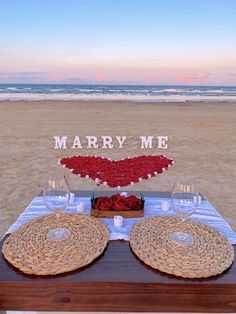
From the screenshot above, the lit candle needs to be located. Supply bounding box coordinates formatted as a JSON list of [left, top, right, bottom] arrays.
[[161, 201, 169, 212], [114, 215, 123, 228], [77, 202, 86, 213]]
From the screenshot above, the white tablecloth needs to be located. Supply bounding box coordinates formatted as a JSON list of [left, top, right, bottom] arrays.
[[5, 195, 236, 244]]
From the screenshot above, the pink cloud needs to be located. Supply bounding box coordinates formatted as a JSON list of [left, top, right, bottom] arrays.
[[227, 72, 236, 77], [95, 74, 105, 82], [50, 73, 65, 82], [178, 72, 206, 83], [145, 74, 155, 83]]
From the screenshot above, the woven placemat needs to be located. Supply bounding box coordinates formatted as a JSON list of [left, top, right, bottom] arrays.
[[2, 213, 109, 275], [130, 216, 234, 278]]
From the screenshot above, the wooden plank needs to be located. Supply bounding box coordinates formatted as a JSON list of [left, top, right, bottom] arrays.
[[90, 208, 144, 218], [1, 238, 236, 312]]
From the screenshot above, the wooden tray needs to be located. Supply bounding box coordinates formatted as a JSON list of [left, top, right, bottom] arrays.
[[91, 208, 144, 218], [91, 192, 145, 218]]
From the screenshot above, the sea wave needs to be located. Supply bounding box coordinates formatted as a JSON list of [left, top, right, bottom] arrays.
[[143, 88, 207, 94], [7, 87, 19, 91], [110, 89, 151, 92], [1, 92, 236, 102], [204, 89, 224, 93], [160, 88, 182, 92], [48, 88, 64, 92], [151, 88, 225, 94], [78, 88, 104, 92]]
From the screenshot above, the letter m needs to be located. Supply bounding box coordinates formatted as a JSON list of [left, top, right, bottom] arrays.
[[54, 136, 68, 149], [140, 136, 153, 149]]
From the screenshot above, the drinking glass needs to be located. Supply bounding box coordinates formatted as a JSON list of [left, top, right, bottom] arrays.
[[43, 176, 71, 241], [170, 180, 199, 246]]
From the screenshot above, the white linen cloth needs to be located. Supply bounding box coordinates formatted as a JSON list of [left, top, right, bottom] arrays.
[[5, 196, 236, 244]]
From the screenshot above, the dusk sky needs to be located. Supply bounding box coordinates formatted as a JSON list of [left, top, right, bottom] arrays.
[[1, 0, 236, 85]]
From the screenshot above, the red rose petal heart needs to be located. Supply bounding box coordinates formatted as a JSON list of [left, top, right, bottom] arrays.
[[59, 155, 175, 188]]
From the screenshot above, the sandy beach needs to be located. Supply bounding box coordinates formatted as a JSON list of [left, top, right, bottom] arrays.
[[0, 100, 236, 238]]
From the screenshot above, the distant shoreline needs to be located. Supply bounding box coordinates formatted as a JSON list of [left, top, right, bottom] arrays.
[[1, 100, 236, 107], [1, 99, 236, 104], [1, 97, 236, 103], [1, 84, 236, 102]]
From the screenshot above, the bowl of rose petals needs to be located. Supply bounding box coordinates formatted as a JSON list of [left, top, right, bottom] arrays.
[[91, 192, 144, 218]]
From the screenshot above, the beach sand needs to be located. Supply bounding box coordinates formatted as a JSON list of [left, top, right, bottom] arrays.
[[0, 100, 236, 237]]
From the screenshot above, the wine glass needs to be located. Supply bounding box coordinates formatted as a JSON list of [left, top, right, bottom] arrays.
[[170, 180, 199, 246], [43, 176, 71, 241]]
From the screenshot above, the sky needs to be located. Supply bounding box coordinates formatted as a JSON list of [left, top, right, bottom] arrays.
[[0, 0, 236, 85]]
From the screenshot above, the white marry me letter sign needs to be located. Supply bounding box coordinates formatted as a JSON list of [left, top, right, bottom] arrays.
[[53, 135, 168, 149]]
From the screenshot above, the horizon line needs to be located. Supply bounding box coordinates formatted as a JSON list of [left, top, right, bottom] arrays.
[[0, 82, 236, 88]]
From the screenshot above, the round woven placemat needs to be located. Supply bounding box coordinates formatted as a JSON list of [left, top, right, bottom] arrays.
[[2, 213, 109, 275], [130, 216, 234, 278]]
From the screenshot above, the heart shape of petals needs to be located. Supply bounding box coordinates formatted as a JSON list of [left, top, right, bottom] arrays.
[[59, 155, 175, 188]]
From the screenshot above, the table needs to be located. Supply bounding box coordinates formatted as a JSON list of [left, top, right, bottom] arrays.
[[1, 191, 236, 313]]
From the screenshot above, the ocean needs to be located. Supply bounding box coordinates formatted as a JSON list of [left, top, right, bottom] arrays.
[[0, 84, 236, 102]]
